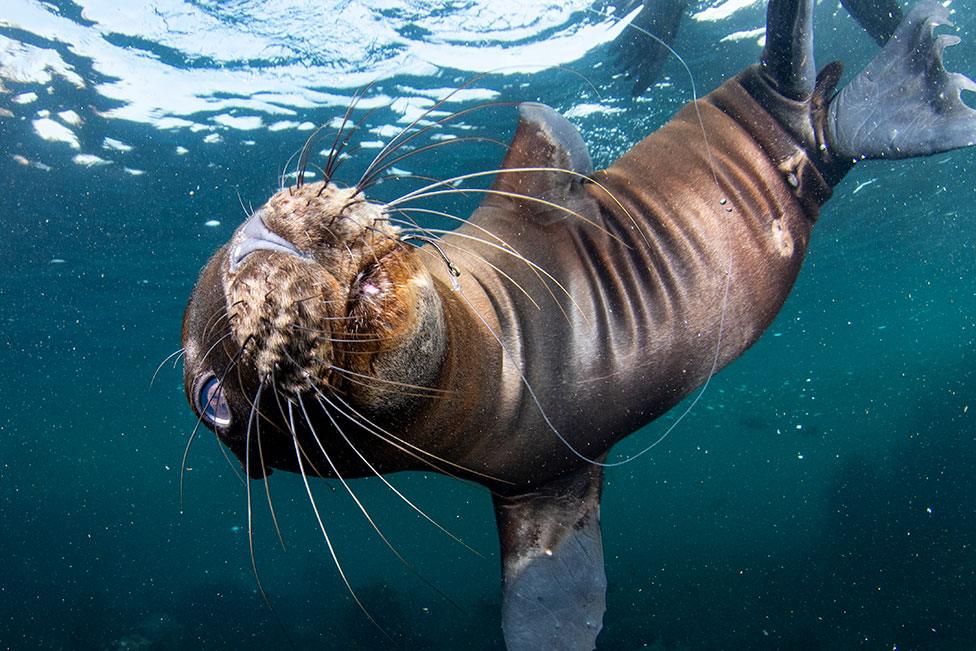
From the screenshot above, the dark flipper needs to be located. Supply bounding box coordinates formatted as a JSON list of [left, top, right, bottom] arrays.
[[493, 464, 606, 651], [484, 102, 595, 225], [840, 0, 904, 45], [827, 0, 976, 160], [609, 0, 688, 96], [760, 0, 816, 101]]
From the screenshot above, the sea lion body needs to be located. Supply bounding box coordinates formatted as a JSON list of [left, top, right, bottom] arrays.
[[419, 79, 820, 489], [179, 1, 976, 648]]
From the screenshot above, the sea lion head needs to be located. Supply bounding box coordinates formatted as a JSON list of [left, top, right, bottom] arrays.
[[180, 181, 447, 476]]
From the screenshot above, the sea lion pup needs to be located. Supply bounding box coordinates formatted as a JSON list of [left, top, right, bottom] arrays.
[[180, 1, 976, 648]]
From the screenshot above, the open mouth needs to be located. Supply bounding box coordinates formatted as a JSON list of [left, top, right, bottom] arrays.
[[229, 211, 312, 271]]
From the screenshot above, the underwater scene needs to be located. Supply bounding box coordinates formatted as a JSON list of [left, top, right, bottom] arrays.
[[1, 0, 975, 649]]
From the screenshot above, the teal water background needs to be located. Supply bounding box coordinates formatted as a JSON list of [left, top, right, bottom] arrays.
[[1, 1, 975, 649]]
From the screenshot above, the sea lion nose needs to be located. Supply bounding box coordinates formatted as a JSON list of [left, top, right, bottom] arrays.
[[229, 211, 310, 271]]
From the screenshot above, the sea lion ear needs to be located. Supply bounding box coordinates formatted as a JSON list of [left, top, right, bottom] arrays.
[[492, 464, 606, 650], [485, 102, 596, 225]]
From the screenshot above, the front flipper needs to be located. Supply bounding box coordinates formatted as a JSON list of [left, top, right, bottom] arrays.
[[483, 102, 595, 226], [828, 0, 976, 160], [493, 464, 606, 651]]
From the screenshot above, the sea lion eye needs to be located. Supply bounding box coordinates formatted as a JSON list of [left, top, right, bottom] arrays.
[[197, 376, 231, 428]]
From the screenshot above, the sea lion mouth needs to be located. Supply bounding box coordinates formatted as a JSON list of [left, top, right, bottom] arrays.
[[229, 210, 311, 272]]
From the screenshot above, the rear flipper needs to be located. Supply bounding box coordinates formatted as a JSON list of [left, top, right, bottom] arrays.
[[840, 0, 904, 46], [828, 0, 976, 160], [493, 464, 606, 651], [609, 0, 689, 96]]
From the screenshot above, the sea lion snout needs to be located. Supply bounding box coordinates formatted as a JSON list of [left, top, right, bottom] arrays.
[[228, 209, 310, 272], [210, 181, 447, 404]]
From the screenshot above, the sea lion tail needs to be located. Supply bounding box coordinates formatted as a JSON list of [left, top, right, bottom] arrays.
[[826, 1, 976, 160]]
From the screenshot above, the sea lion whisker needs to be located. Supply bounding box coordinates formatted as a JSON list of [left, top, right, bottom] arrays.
[[363, 100, 516, 177], [596, 256, 735, 465], [313, 387, 468, 480], [270, 374, 330, 479], [593, 6, 722, 194], [397, 233, 461, 281], [314, 392, 482, 558], [357, 219, 413, 255], [328, 367, 443, 400], [324, 387, 492, 483], [242, 380, 279, 609], [233, 381, 298, 648], [249, 381, 287, 552], [360, 65, 602, 192], [304, 160, 328, 184], [198, 331, 237, 369], [327, 363, 451, 399], [394, 220, 573, 311], [296, 123, 331, 189], [291, 293, 346, 307], [396, 226, 544, 312], [328, 364, 452, 396], [391, 164, 645, 257], [285, 401, 392, 641], [357, 74, 512, 188], [314, 314, 361, 322], [201, 305, 233, 341], [150, 347, 185, 388], [235, 188, 252, 221], [354, 230, 384, 271], [588, 9, 739, 465], [358, 136, 509, 190], [327, 390, 514, 486], [391, 208, 582, 322], [297, 395, 463, 610], [455, 249, 734, 468], [322, 86, 370, 179], [449, 284, 601, 464], [179, 334, 254, 510], [322, 108, 385, 185], [287, 326, 397, 345], [356, 101, 518, 194], [320, 81, 382, 185], [388, 181, 631, 249], [279, 145, 304, 192]]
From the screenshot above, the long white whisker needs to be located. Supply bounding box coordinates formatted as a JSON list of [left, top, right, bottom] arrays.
[[395, 225, 543, 312], [452, 253, 731, 468], [297, 395, 464, 608], [243, 380, 278, 610], [389, 184, 630, 248], [315, 391, 483, 558], [327, 390, 513, 485], [328, 363, 452, 396], [249, 382, 287, 551], [179, 337, 254, 509], [150, 347, 185, 388], [286, 402, 390, 640]]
